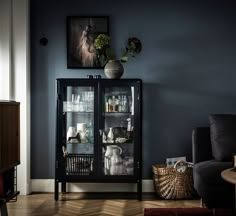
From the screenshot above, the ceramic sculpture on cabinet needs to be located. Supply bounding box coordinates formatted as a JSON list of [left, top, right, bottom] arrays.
[[109, 145, 124, 175], [104, 145, 124, 175], [67, 127, 80, 143], [77, 123, 89, 143]]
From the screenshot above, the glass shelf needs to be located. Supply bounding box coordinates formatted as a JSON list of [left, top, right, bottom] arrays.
[[104, 112, 131, 116], [67, 142, 94, 145], [66, 143, 94, 154], [64, 111, 94, 114], [103, 141, 133, 145]]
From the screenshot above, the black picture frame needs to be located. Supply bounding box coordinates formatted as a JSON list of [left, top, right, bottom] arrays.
[[67, 16, 109, 69]]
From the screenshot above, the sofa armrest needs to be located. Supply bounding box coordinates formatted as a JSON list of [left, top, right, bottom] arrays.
[[192, 127, 213, 164]]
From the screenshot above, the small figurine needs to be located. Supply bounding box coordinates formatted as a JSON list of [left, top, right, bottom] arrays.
[[68, 132, 81, 143]]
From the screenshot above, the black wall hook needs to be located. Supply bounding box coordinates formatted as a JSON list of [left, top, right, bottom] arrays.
[[40, 37, 48, 46]]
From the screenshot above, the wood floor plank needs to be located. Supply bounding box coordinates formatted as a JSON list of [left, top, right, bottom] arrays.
[[7, 193, 200, 216]]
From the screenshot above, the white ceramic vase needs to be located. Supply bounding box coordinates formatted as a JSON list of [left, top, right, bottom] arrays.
[[66, 127, 77, 142], [107, 127, 114, 143]]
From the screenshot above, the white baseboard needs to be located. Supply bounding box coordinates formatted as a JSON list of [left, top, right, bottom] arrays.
[[31, 179, 155, 193]]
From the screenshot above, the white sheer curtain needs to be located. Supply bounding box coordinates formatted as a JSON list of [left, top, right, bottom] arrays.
[[0, 0, 12, 100], [0, 0, 31, 195]]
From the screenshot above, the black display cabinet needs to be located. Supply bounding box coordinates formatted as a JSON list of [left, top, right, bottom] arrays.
[[55, 79, 142, 200]]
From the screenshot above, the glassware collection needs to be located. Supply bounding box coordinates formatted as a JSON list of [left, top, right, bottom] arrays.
[[62, 86, 134, 176], [102, 87, 134, 175], [63, 91, 94, 112], [64, 89, 94, 145], [105, 95, 131, 112]]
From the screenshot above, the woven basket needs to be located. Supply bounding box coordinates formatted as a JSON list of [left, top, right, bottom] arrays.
[[66, 154, 93, 176], [152, 161, 195, 199]]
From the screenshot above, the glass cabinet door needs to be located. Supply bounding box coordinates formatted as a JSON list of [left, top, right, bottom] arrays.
[[102, 86, 135, 176], [62, 85, 95, 176]]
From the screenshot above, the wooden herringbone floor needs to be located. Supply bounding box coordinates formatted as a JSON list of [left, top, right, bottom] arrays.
[[7, 193, 200, 216]]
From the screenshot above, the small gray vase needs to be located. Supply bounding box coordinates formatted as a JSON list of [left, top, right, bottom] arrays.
[[104, 60, 124, 79]]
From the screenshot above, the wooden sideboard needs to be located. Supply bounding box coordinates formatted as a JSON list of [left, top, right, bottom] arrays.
[[0, 101, 20, 172], [0, 101, 20, 216]]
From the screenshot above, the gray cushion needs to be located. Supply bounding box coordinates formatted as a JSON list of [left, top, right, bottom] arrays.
[[193, 160, 234, 208], [209, 114, 236, 161], [193, 160, 232, 185]]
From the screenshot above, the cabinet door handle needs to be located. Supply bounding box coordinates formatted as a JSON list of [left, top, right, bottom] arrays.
[[99, 129, 103, 136]]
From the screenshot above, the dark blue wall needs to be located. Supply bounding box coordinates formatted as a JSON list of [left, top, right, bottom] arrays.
[[31, 0, 236, 179]]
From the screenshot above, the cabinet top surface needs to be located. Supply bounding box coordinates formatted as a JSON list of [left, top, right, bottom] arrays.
[[56, 78, 142, 82], [0, 100, 20, 105]]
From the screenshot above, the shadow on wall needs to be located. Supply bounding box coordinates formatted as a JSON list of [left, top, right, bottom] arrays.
[[31, 50, 50, 178], [142, 82, 236, 178], [147, 31, 236, 96]]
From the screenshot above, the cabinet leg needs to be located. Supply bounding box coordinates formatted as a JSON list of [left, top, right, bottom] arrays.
[[54, 179, 59, 201], [137, 180, 142, 201], [234, 185, 236, 216], [61, 182, 66, 194], [0, 200, 8, 216]]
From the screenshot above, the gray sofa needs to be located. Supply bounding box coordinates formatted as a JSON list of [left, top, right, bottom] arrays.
[[192, 114, 236, 208]]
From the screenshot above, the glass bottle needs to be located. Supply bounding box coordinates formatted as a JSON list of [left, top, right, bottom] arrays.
[[115, 96, 120, 112], [88, 120, 94, 143], [126, 118, 132, 140], [107, 127, 114, 143], [105, 96, 109, 112], [111, 96, 116, 112], [120, 96, 124, 112], [123, 95, 128, 112], [118, 96, 122, 112], [108, 97, 113, 112]]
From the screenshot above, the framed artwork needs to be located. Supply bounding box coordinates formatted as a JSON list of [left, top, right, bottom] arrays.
[[67, 16, 109, 69]]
